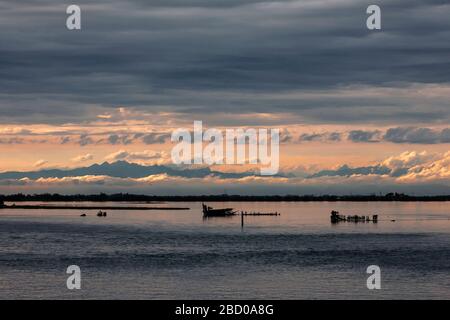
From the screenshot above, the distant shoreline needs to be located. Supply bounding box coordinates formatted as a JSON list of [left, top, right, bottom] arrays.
[[1, 193, 450, 202], [0, 204, 189, 210]]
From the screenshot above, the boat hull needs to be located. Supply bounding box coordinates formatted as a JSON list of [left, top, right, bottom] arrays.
[[202, 204, 236, 217]]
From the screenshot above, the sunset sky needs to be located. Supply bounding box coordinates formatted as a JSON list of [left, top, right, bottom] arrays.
[[0, 0, 449, 195]]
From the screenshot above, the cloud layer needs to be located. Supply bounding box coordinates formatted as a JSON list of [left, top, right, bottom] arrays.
[[1, 123, 450, 146], [0, 150, 448, 195], [1, 1, 449, 195], [1, 1, 450, 125]]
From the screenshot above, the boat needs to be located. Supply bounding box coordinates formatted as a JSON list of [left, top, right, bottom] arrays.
[[97, 210, 107, 217], [202, 203, 236, 217]]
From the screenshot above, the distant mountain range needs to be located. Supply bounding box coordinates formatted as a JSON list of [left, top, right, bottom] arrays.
[[308, 165, 392, 178], [0, 161, 406, 181], [307, 164, 409, 178], [0, 161, 263, 180]]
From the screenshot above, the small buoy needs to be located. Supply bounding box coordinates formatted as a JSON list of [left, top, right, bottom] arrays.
[[391, 219, 396, 222]]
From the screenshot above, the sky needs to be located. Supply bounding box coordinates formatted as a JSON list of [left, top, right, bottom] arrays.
[[0, 0, 449, 195]]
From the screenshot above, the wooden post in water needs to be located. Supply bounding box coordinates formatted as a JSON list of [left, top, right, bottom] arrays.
[[241, 212, 244, 229]]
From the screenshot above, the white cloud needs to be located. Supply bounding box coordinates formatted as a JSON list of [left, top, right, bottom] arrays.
[[104, 149, 170, 165], [71, 153, 94, 163], [398, 151, 450, 182], [382, 151, 437, 171], [33, 159, 48, 168]]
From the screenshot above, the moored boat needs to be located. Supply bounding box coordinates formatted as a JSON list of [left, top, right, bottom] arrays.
[[202, 203, 236, 217], [97, 210, 107, 217]]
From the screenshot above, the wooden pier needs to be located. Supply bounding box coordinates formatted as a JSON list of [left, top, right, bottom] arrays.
[[240, 211, 280, 229], [240, 212, 280, 216]]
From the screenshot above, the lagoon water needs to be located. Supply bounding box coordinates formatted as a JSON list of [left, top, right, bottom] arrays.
[[0, 201, 449, 299]]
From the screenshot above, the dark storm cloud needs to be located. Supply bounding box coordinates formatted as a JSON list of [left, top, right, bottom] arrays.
[[60, 136, 71, 144], [1, 0, 450, 124], [78, 134, 94, 146], [384, 127, 450, 144], [299, 132, 341, 142], [347, 130, 381, 143], [107, 134, 133, 145], [279, 129, 293, 144], [142, 133, 171, 144], [56, 131, 172, 145], [0, 137, 24, 144], [297, 127, 450, 144]]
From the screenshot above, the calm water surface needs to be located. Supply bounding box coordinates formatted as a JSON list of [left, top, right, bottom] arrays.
[[0, 201, 449, 299]]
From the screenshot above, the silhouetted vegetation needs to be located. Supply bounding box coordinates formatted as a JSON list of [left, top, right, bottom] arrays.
[[0, 192, 449, 202]]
